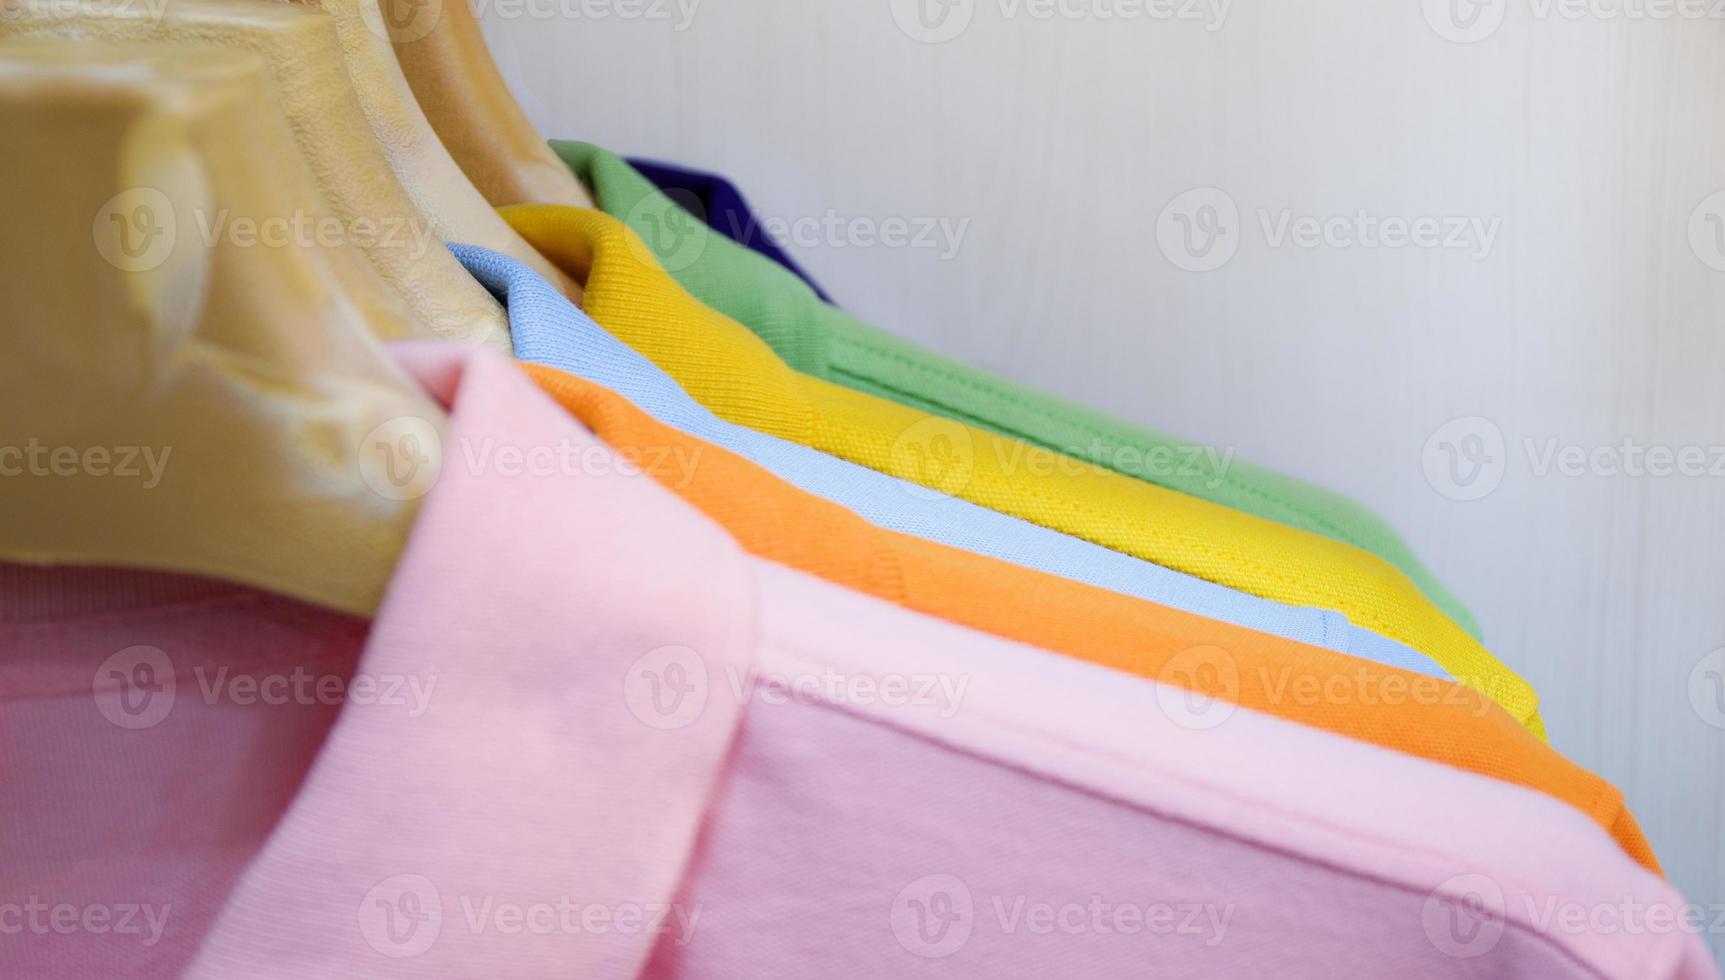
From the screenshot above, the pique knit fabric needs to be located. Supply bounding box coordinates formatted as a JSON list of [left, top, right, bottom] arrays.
[[451, 243, 1446, 678], [516, 356, 1655, 875], [627, 156, 837, 303], [493, 203, 1544, 738], [554, 139, 1482, 642], [4, 344, 1705, 979]]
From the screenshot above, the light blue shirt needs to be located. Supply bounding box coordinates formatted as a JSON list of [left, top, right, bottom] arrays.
[[452, 243, 1447, 679]]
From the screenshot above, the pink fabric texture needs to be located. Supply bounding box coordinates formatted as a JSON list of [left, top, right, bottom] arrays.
[[0, 580, 366, 978], [0, 342, 1714, 979]]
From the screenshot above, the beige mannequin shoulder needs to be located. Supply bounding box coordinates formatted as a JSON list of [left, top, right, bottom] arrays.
[[0, 0, 515, 350], [388, 0, 596, 208], [0, 41, 444, 617], [268, 0, 584, 302]]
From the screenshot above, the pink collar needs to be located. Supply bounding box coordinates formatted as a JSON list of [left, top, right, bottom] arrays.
[[186, 342, 756, 978]]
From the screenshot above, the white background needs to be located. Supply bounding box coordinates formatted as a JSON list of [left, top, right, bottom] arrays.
[[481, 0, 1725, 960]]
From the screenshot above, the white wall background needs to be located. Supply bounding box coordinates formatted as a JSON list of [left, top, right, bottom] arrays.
[[481, 0, 1725, 961]]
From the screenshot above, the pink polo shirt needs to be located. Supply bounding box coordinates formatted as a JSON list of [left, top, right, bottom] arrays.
[[0, 343, 1713, 979]]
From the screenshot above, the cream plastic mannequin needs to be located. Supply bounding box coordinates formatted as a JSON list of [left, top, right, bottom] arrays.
[[0, 41, 444, 617], [388, 0, 596, 208], [272, 0, 584, 302], [0, 0, 513, 351]]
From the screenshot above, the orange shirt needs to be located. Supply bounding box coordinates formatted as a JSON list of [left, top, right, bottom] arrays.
[[519, 360, 1657, 874]]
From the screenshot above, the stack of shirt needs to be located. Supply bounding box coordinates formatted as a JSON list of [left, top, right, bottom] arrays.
[[5, 347, 1710, 978], [3, 142, 1716, 980]]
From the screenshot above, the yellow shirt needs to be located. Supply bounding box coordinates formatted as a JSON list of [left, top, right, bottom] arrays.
[[499, 204, 1544, 737]]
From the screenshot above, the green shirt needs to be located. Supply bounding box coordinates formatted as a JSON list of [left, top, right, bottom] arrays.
[[553, 140, 1481, 640]]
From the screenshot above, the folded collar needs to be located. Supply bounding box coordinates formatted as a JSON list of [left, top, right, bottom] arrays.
[[186, 341, 757, 979]]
